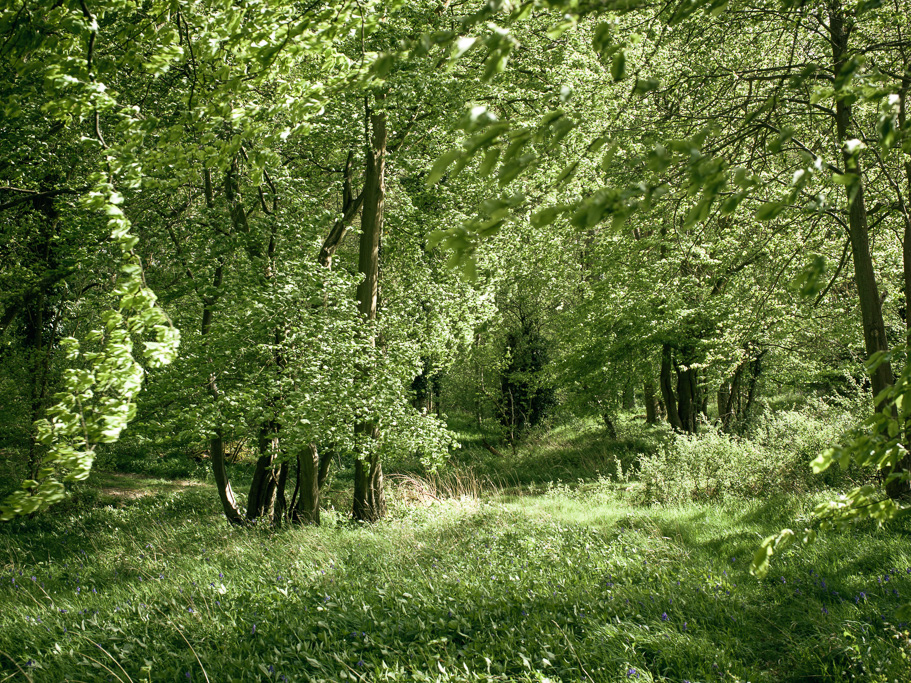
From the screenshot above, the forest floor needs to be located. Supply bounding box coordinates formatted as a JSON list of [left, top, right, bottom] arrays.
[[2, 463, 911, 683], [87, 471, 208, 503]]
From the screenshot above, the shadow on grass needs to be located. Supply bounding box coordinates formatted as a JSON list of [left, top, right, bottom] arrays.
[[3, 487, 911, 682]]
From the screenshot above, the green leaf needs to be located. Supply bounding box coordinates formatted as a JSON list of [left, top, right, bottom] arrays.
[[834, 55, 864, 91], [750, 529, 795, 578], [719, 194, 743, 215], [755, 201, 786, 221], [532, 206, 564, 227], [611, 50, 626, 82], [427, 230, 448, 249], [555, 161, 578, 187], [632, 78, 660, 95], [684, 196, 712, 227], [832, 172, 859, 186], [479, 148, 500, 177], [592, 22, 614, 61], [426, 150, 461, 187], [793, 255, 826, 297], [811, 448, 836, 474], [766, 127, 794, 154]]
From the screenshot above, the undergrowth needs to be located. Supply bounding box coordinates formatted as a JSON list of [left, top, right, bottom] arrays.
[[2, 482, 910, 682], [1, 406, 906, 682]]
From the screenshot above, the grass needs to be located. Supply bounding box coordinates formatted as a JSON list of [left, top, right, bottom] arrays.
[[443, 413, 659, 489], [2, 473, 911, 682]]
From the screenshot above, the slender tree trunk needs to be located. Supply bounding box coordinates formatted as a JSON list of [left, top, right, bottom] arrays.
[[897, 69, 911, 498], [23, 188, 61, 480], [899, 75, 911, 332], [717, 382, 730, 427], [354, 432, 386, 523], [644, 379, 658, 424], [741, 352, 764, 424], [720, 363, 744, 431], [201, 169, 245, 525], [602, 413, 617, 439], [352, 97, 388, 523], [829, 1, 906, 497], [660, 344, 684, 431], [273, 461, 290, 525], [319, 151, 364, 269], [829, 2, 894, 402]]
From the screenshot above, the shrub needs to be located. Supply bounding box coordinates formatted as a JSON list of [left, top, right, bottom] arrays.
[[638, 399, 867, 504], [639, 429, 779, 503]]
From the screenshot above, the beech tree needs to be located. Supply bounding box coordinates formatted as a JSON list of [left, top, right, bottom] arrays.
[[4, 0, 911, 537]]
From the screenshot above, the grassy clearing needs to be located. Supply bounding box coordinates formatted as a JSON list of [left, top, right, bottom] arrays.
[[443, 414, 654, 489], [2, 477, 911, 683]]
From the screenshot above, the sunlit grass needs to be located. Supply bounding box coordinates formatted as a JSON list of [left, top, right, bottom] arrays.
[[2, 479, 910, 682]]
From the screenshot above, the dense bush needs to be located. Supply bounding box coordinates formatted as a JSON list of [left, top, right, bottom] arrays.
[[638, 399, 866, 504]]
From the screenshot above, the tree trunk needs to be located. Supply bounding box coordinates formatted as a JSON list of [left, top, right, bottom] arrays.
[[602, 413, 617, 439], [353, 440, 386, 523], [198, 169, 246, 524], [352, 96, 388, 522], [22, 185, 63, 480], [319, 150, 364, 269], [897, 74, 911, 499], [273, 461, 290, 525], [247, 424, 277, 521], [717, 382, 730, 427], [294, 443, 321, 525], [644, 379, 658, 424], [720, 362, 744, 431], [741, 352, 764, 424], [660, 344, 684, 431], [676, 365, 698, 434], [829, 1, 906, 497], [209, 429, 245, 525], [829, 2, 894, 403]]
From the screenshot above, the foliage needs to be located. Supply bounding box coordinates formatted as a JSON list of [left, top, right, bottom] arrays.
[[639, 400, 868, 505], [498, 309, 556, 435]]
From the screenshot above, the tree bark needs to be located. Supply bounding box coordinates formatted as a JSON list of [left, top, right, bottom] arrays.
[[247, 423, 277, 521], [319, 151, 364, 269], [273, 461, 290, 525], [660, 344, 684, 431], [644, 379, 658, 424], [353, 433, 386, 523], [719, 362, 744, 432], [602, 413, 617, 439], [676, 365, 698, 434], [294, 443, 321, 525], [352, 96, 388, 523], [201, 169, 246, 525], [829, 2, 894, 403], [829, 0, 906, 497]]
